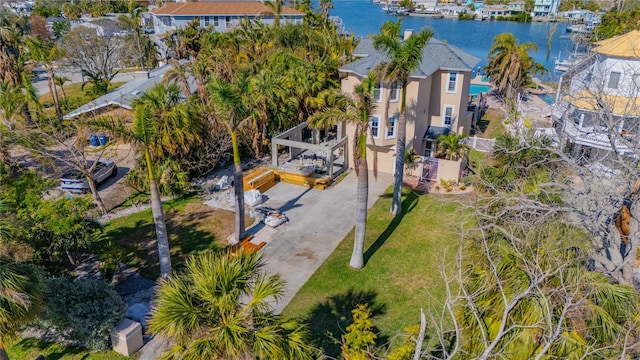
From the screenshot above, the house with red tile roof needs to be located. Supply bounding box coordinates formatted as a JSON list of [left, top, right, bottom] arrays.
[[150, 1, 304, 36]]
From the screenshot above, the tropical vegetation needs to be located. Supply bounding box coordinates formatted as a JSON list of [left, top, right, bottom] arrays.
[[310, 72, 378, 269], [149, 250, 315, 359], [372, 19, 432, 216]]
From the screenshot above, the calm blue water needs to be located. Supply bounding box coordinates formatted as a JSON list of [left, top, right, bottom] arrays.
[[536, 93, 556, 104], [330, 0, 575, 79], [470, 84, 491, 95]]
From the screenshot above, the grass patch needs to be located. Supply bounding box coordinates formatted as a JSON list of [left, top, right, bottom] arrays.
[[98, 195, 248, 279], [7, 338, 128, 360], [282, 189, 471, 357], [39, 81, 126, 116], [475, 108, 506, 139]]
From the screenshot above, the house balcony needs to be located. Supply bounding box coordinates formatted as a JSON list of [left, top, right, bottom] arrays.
[[551, 101, 640, 156]]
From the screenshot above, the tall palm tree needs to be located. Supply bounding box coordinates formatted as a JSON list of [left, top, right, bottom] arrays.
[[248, 69, 288, 156], [485, 33, 542, 101], [265, 0, 286, 27], [310, 73, 378, 269], [319, 0, 333, 19], [436, 133, 469, 161], [373, 20, 432, 216], [0, 258, 46, 360], [148, 250, 314, 359], [97, 84, 199, 279], [26, 37, 64, 121], [163, 60, 192, 98], [208, 73, 253, 244]]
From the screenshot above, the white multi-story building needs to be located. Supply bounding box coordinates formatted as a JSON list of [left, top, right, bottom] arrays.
[[533, 0, 560, 17], [551, 31, 640, 158]]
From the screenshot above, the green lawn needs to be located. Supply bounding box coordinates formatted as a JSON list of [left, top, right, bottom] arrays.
[[97, 195, 245, 279], [39, 81, 126, 117], [7, 338, 129, 360], [475, 108, 506, 139], [282, 189, 471, 357]]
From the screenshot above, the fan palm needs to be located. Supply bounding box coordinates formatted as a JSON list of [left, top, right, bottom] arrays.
[[309, 72, 378, 269], [0, 258, 46, 360], [148, 250, 314, 359], [373, 20, 432, 216], [436, 133, 469, 161]]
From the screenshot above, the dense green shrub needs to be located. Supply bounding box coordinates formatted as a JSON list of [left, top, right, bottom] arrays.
[[45, 278, 126, 351]]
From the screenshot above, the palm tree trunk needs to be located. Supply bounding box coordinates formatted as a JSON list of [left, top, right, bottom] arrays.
[[390, 90, 407, 216], [87, 177, 108, 214], [145, 148, 172, 279], [231, 130, 245, 244], [350, 154, 369, 269], [47, 67, 62, 121], [0, 344, 8, 360]]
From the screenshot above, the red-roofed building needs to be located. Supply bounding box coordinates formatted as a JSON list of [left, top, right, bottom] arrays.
[[150, 1, 304, 35]]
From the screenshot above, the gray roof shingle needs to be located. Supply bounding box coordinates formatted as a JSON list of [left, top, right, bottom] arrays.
[[341, 37, 480, 78]]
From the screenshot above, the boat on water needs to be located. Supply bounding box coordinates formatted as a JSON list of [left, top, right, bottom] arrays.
[[566, 24, 595, 34]]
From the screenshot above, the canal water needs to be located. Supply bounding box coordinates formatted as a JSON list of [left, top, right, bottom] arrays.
[[330, 0, 576, 80]]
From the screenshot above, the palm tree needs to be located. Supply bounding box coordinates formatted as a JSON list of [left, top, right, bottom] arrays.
[[248, 69, 288, 156], [265, 0, 286, 27], [163, 60, 192, 98], [373, 20, 432, 216], [309, 73, 377, 269], [148, 250, 315, 359], [0, 258, 46, 360], [436, 133, 469, 161], [208, 73, 252, 244], [485, 33, 543, 101], [26, 37, 64, 121], [319, 0, 333, 19], [97, 84, 200, 279]]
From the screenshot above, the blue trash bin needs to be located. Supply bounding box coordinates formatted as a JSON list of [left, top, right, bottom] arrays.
[[90, 134, 99, 147], [98, 134, 108, 146]]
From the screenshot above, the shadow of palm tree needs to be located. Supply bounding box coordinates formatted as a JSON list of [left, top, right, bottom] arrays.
[[303, 288, 387, 358], [364, 191, 420, 265]]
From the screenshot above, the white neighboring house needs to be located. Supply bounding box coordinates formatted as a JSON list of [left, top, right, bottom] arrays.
[[150, 1, 304, 36], [533, 0, 560, 17], [551, 31, 640, 157]]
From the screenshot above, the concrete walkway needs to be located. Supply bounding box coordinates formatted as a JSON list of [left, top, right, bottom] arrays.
[[137, 170, 393, 359]]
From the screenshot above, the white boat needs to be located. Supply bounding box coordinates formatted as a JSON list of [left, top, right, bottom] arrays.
[[554, 53, 586, 72]]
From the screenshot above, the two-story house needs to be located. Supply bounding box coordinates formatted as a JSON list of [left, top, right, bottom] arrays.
[[339, 35, 480, 174], [551, 31, 640, 158], [150, 1, 304, 36], [533, 0, 559, 17]]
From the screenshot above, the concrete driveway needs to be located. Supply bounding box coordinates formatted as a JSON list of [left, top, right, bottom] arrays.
[[257, 170, 393, 314]]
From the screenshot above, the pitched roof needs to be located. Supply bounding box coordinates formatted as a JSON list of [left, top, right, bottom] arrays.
[[594, 30, 640, 58], [341, 37, 480, 78], [151, 1, 304, 16]]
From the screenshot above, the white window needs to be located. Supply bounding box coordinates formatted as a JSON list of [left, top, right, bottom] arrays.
[[226, 16, 232, 28], [160, 16, 171, 26], [373, 83, 382, 102], [386, 115, 397, 138], [444, 105, 455, 128], [203, 16, 210, 27], [214, 16, 219, 27], [370, 116, 380, 138], [389, 82, 400, 102], [608, 72, 621, 89], [447, 72, 458, 93]]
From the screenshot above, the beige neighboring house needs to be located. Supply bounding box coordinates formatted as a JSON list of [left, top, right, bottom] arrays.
[[339, 35, 480, 174]]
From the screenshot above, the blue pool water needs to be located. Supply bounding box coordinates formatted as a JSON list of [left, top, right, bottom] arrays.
[[536, 93, 556, 104], [470, 84, 491, 97]]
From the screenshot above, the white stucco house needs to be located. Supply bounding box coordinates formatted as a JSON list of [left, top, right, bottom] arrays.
[[551, 31, 640, 158], [533, 0, 560, 17]]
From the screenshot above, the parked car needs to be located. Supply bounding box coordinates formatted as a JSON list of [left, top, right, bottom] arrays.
[[60, 160, 117, 193]]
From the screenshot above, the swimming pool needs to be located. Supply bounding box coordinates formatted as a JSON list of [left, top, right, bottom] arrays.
[[536, 93, 556, 104], [469, 84, 491, 97]]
